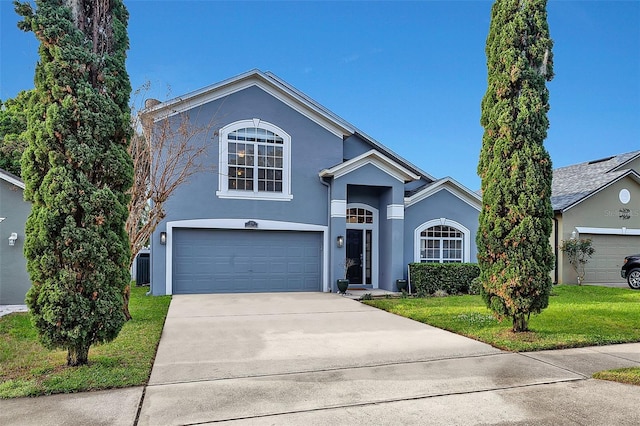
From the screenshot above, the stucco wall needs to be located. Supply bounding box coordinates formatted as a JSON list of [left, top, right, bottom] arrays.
[[557, 175, 640, 284], [0, 180, 31, 304], [403, 188, 480, 270], [150, 86, 344, 294], [331, 165, 406, 291]]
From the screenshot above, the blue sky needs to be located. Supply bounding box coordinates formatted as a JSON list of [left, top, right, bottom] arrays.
[[1, 0, 639, 190]]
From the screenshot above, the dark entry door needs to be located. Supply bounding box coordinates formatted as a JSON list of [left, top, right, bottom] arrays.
[[346, 228, 373, 285], [346, 229, 363, 284]]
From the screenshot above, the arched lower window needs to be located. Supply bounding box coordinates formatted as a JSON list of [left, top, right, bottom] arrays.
[[216, 119, 292, 200], [415, 219, 470, 263]]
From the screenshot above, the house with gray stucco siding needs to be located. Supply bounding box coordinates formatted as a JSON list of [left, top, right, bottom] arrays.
[[0, 169, 31, 304], [141, 70, 481, 295]]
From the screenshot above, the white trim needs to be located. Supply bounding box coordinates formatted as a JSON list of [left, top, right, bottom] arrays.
[[0, 170, 25, 189], [216, 192, 293, 201], [331, 199, 347, 218], [607, 151, 640, 173], [141, 71, 350, 139], [217, 119, 292, 201], [414, 218, 471, 263], [346, 203, 379, 288], [387, 204, 404, 220], [575, 226, 640, 236], [164, 219, 329, 295], [561, 170, 640, 212], [405, 177, 481, 211], [140, 70, 435, 184], [319, 150, 420, 183]]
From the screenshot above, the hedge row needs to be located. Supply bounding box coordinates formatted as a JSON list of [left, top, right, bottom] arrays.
[[408, 263, 480, 295]]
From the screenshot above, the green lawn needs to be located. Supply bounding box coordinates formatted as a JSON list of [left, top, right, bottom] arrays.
[[0, 286, 171, 398], [365, 285, 640, 352], [365, 285, 640, 386], [593, 367, 640, 386]]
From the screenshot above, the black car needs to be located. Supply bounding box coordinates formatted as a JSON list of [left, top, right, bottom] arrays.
[[621, 254, 640, 289]]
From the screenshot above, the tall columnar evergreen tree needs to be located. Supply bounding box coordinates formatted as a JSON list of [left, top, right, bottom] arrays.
[[16, 0, 133, 366], [477, 0, 555, 332]]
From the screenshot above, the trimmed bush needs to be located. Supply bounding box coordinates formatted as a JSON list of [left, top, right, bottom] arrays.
[[409, 263, 480, 295], [469, 277, 483, 295]]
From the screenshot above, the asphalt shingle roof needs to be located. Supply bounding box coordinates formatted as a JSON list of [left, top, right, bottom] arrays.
[[551, 150, 640, 211]]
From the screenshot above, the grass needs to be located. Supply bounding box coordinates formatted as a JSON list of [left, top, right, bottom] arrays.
[[0, 286, 171, 398], [593, 367, 640, 386], [365, 285, 640, 352], [365, 285, 640, 386]]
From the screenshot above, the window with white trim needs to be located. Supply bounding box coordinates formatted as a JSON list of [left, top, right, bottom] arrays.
[[419, 225, 464, 263], [217, 120, 292, 200]]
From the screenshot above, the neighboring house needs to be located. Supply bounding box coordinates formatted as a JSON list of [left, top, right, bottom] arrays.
[[552, 151, 640, 284], [0, 168, 31, 304], [141, 70, 481, 296]]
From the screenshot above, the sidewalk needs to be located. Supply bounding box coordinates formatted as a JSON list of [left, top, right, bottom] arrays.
[[1, 293, 639, 426], [2, 343, 638, 426], [0, 304, 27, 318]]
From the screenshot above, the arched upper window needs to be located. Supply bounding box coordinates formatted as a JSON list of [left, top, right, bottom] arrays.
[[414, 219, 470, 263], [346, 207, 374, 224], [216, 119, 292, 200]]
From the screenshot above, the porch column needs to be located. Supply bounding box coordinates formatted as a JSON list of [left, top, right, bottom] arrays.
[[330, 199, 347, 292], [385, 203, 405, 291]]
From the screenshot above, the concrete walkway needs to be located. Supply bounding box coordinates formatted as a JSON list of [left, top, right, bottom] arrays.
[[0, 304, 28, 317], [1, 292, 639, 425]]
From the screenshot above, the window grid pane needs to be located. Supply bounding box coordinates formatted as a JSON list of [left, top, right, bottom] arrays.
[[346, 208, 374, 224], [419, 225, 463, 263], [226, 127, 284, 193]]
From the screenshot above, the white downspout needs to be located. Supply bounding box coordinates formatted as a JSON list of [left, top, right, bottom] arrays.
[[319, 176, 332, 292]]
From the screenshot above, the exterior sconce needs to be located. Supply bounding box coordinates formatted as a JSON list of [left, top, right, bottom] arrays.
[[336, 235, 344, 248], [160, 232, 167, 245], [570, 230, 577, 240], [8, 233, 18, 246]]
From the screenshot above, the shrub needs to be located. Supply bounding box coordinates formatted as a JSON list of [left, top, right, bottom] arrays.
[[469, 277, 483, 295], [559, 238, 595, 285], [409, 263, 480, 295]]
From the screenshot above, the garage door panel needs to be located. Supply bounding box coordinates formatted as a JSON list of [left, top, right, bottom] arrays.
[[172, 229, 322, 294], [582, 234, 639, 283]]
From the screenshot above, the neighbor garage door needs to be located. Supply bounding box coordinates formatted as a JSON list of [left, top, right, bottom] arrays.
[[172, 228, 322, 294], [582, 234, 640, 283]]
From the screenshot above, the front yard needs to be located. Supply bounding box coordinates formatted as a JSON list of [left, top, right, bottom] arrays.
[[0, 286, 171, 398], [365, 285, 640, 351], [1, 284, 638, 399], [365, 285, 640, 385]]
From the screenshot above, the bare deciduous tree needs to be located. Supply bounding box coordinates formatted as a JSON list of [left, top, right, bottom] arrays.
[[123, 86, 217, 319]]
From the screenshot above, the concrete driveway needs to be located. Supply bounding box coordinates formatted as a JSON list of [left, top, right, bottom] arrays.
[[137, 293, 640, 425]]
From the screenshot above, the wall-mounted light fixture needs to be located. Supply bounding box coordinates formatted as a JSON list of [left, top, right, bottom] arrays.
[[336, 235, 344, 248], [570, 230, 577, 240], [8, 233, 18, 246], [160, 232, 167, 245]]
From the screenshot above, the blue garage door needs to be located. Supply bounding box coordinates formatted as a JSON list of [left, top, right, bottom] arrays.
[[172, 229, 322, 294]]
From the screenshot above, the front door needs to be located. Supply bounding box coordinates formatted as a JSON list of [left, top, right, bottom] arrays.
[[345, 205, 377, 286], [346, 229, 367, 284]]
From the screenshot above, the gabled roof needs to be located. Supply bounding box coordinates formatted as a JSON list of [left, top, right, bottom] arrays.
[[552, 150, 640, 212], [140, 69, 436, 182], [319, 150, 420, 183], [404, 177, 482, 211], [0, 168, 25, 190]]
